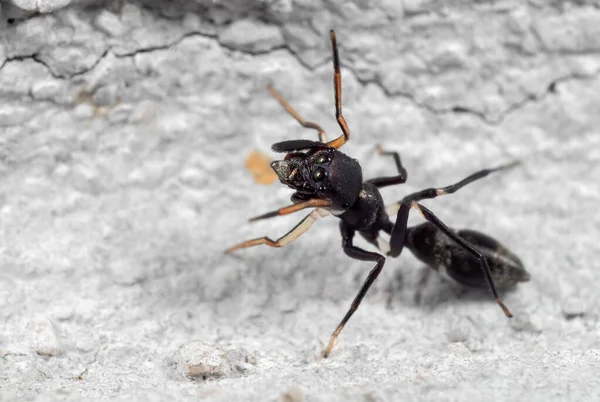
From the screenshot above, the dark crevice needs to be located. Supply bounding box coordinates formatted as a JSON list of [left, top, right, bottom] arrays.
[[0, 29, 306, 82], [352, 68, 600, 126], [114, 30, 289, 59], [0, 53, 38, 74], [2, 17, 600, 126]]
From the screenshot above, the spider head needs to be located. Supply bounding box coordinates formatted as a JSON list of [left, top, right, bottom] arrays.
[[270, 140, 363, 211]]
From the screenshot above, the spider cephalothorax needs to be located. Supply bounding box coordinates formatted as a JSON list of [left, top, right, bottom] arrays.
[[271, 141, 362, 211]]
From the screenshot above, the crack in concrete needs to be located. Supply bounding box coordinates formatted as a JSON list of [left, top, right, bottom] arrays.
[[0, 48, 110, 80], [0, 29, 303, 80], [352, 68, 600, 126], [0, 53, 39, 73], [2, 27, 600, 127]]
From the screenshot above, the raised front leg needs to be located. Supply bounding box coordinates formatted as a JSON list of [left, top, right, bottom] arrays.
[[326, 30, 350, 149], [268, 85, 327, 143]]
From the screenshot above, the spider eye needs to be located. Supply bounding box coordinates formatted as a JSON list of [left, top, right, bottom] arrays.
[[312, 167, 326, 182], [316, 154, 328, 164]]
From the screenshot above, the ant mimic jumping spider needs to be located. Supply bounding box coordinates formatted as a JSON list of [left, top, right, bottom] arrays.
[[226, 30, 530, 358]]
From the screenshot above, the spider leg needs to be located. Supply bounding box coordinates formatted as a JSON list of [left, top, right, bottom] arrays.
[[326, 30, 350, 149], [249, 198, 332, 222], [406, 201, 513, 318], [322, 222, 387, 358], [368, 145, 408, 189], [225, 208, 329, 254], [385, 161, 519, 216], [268, 86, 327, 143]]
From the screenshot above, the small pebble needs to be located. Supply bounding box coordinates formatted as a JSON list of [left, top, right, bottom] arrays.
[[446, 342, 472, 363], [33, 315, 61, 357], [175, 341, 229, 378]]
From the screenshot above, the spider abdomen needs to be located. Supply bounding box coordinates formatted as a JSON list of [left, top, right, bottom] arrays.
[[406, 222, 530, 289]]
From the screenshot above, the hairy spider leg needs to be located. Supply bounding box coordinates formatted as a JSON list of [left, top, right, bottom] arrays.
[[268, 86, 327, 143], [326, 30, 350, 150], [224, 208, 329, 254]]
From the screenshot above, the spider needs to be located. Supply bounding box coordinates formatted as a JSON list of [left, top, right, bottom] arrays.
[[226, 30, 530, 358]]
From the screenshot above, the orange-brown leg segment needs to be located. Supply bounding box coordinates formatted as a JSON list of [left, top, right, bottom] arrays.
[[268, 85, 327, 143], [225, 208, 329, 254], [326, 30, 350, 150], [249, 198, 332, 222]]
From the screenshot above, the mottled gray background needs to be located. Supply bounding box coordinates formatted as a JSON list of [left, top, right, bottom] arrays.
[[1, 0, 599, 400]]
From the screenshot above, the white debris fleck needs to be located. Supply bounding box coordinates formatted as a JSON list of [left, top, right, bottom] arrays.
[[33, 315, 61, 357], [446, 342, 472, 364], [175, 341, 230, 378]]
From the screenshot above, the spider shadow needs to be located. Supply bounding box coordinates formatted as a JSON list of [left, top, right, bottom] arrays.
[[386, 264, 522, 314]]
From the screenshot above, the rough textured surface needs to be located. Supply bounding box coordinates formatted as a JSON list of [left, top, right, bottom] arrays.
[[1, 0, 600, 400]]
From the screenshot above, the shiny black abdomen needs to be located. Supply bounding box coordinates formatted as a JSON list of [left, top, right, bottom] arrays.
[[405, 222, 530, 289]]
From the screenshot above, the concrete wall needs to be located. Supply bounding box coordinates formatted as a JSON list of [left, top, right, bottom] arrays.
[[1, 0, 599, 400]]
